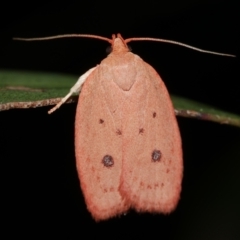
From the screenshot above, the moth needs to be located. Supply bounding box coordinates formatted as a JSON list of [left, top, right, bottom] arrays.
[[14, 33, 235, 221]]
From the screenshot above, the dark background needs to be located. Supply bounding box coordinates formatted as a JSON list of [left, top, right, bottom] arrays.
[[1, 0, 240, 239]]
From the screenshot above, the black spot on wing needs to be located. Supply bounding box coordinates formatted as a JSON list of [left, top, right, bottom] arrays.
[[102, 155, 114, 167], [139, 128, 144, 134], [99, 119, 104, 124], [152, 150, 161, 162]]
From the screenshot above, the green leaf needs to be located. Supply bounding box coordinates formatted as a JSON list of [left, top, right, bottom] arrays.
[[1, 70, 240, 127], [0, 70, 77, 110], [173, 96, 240, 127], [0, 69, 76, 101]]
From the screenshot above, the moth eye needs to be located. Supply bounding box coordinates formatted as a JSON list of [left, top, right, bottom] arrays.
[[106, 46, 112, 54], [102, 155, 114, 167], [127, 44, 132, 52], [152, 150, 161, 162]]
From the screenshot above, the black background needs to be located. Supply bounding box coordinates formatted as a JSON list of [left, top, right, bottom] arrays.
[[1, 0, 240, 239]]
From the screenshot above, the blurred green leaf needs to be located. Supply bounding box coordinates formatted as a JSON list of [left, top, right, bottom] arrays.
[[0, 70, 76, 102], [172, 96, 240, 127]]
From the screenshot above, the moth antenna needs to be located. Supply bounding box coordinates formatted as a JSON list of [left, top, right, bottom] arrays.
[[13, 34, 112, 43], [125, 37, 236, 57], [14, 34, 235, 57]]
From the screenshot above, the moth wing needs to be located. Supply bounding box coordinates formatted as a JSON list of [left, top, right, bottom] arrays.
[[75, 67, 128, 221], [120, 57, 183, 213]]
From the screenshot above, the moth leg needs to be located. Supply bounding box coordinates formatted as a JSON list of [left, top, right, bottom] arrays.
[[48, 66, 97, 114]]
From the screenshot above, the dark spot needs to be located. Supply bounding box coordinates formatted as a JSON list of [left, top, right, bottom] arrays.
[[154, 183, 159, 188], [91, 166, 95, 173], [127, 44, 132, 52], [102, 155, 114, 167], [147, 185, 152, 189], [110, 187, 114, 192], [166, 169, 170, 173], [161, 183, 164, 187], [99, 119, 104, 124], [106, 46, 112, 54], [116, 129, 122, 135], [103, 188, 108, 193], [139, 128, 144, 134], [140, 182, 144, 187], [152, 149, 161, 162], [97, 176, 100, 181], [153, 112, 156, 118]]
